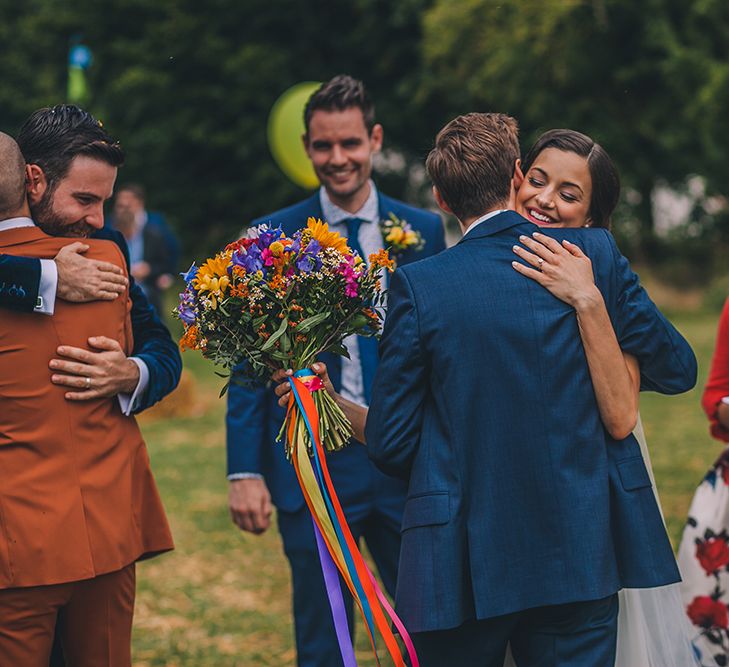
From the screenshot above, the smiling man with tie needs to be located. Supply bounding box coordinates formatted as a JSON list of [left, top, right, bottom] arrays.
[[225, 75, 445, 666]]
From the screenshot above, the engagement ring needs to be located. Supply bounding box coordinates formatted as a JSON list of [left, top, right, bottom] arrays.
[[85, 377, 91, 389]]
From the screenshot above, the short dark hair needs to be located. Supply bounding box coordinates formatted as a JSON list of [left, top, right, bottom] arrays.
[[304, 75, 375, 134], [522, 129, 620, 229], [17, 105, 124, 192], [426, 112, 520, 221], [116, 183, 145, 202]]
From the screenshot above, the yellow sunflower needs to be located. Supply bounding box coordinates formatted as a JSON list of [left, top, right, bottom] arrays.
[[306, 217, 350, 254], [193, 252, 232, 308]]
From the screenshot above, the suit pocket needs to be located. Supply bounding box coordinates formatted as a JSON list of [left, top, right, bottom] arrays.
[[401, 492, 449, 531], [617, 456, 652, 491]]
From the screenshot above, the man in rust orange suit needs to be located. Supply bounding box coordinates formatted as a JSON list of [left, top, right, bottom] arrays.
[[0, 130, 173, 665]]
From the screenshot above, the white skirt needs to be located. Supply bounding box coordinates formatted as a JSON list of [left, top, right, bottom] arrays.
[[504, 416, 710, 667]]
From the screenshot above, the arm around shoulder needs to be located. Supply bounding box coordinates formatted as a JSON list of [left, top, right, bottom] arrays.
[[0, 254, 40, 312], [605, 232, 697, 394]]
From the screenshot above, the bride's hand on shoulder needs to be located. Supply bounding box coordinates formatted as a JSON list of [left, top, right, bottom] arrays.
[[511, 231, 602, 312]]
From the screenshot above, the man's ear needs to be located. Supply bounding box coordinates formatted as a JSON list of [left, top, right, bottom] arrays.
[[25, 164, 48, 204], [512, 159, 524, 190], [432, 185, 453, 215], [370, 123, 384, 153]]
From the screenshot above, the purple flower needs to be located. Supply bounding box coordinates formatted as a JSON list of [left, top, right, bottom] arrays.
[[232, 244, 263, 273], [296, 239, 322, 273], [177, 290, 197, 324], [258, 224, 284, 248]]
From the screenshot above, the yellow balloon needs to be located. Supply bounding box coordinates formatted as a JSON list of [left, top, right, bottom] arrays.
[[268, 82, 321, 189]]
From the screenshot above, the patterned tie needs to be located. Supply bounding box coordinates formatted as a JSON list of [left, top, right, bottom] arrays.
[[344, 217, 379, 404]]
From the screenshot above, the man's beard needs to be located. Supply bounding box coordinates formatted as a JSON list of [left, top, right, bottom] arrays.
[[31, 189, 95, 238]]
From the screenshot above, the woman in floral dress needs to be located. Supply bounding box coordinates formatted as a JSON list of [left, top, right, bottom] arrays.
[[678, 297, 729, 666]]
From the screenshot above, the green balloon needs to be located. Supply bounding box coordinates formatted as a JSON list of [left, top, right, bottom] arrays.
[[268, 82, 321, 189]]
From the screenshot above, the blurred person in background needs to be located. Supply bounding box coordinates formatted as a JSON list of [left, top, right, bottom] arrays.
[[678, 297, 729, 667], [110, 183, 180, 315]]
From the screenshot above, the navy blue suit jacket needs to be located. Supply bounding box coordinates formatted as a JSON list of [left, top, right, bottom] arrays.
[[0, 228, 181, 412], [366, 211, 697, 632], [226, 191, 445, 513]]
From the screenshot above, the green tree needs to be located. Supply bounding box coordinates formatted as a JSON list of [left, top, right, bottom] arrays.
[[420, 0, 729, 260]]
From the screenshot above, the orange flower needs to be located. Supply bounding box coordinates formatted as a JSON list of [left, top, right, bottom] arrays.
[[179, 325, 200, 351], [230, 283, 249, 299], [368, 249, 395, 272], [306, 217, 349, 254], [268, 275, 282, 289]]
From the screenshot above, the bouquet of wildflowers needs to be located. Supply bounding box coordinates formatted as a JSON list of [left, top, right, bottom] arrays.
[[176, 217, 394, 457]]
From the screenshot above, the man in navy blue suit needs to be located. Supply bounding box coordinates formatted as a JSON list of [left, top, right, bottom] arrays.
[[0, 105, 181, 415], [366, 113, 697, 666], [226, 75, 445, 666]]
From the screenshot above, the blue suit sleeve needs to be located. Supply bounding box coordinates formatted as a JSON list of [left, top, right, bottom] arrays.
[[0, 254, 40, 312], [605, 232, 697, 394], [366, 268, 427, 478], [101, 228, 182, 411], [226, 367, 268, 475]]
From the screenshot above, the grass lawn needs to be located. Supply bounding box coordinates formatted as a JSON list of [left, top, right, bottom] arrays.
[[131, 311, 725, 666]]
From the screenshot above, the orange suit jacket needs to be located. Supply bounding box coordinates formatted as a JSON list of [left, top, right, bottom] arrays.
[[0, 225, 174, 589]]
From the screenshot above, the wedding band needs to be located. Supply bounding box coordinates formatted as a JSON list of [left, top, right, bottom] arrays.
[[85, 377, 91, 389]]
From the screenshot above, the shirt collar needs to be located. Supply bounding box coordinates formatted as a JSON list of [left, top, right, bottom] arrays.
[[0, 216, 35, 232], [319, 180, 380, 225], [463, 209, 507, 237]]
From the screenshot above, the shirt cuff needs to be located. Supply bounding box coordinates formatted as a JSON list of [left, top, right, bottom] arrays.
[[34, 259, 57, 315], [227, 473, 264, 481], [117, 357, 150, 416]]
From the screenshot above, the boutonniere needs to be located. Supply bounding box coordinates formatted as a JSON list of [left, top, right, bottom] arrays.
[[379, 213, 425, 259]]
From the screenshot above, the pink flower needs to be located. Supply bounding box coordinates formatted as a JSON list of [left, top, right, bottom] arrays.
[[261, 248, 275, 267]]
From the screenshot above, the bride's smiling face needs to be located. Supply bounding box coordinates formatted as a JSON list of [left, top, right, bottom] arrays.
[[515, 148, 593, 228]]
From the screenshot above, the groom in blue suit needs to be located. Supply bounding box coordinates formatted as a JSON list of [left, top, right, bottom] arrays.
[[366, 113, 697, 666], [225, 75, 445, 666]]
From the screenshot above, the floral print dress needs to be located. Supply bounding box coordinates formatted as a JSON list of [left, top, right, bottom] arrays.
[[678, 449, 729, 666]]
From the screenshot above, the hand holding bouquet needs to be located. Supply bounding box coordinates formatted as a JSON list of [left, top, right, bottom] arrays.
[[176, 218, 418, 667], [176, 217, 394, 457]]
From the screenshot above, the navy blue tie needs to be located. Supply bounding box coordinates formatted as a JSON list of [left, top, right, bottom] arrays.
[[344, 218, 379, 404]]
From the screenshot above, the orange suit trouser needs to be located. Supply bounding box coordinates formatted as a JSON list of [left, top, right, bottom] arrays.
[[0, 563, 135, 667]]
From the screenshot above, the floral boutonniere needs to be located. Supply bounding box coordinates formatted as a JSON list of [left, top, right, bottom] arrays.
[[380, 213, 425, 259]]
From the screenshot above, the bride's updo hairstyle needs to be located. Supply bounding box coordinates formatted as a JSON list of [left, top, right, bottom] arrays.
[[522, 129, 620, 229]]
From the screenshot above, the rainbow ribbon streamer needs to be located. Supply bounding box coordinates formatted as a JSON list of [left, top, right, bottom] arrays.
[[287, 370, 419, 667]]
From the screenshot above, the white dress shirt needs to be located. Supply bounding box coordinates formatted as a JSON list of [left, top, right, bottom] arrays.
[[462, 209, 508, 237], [320, 180, 384, 408]]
